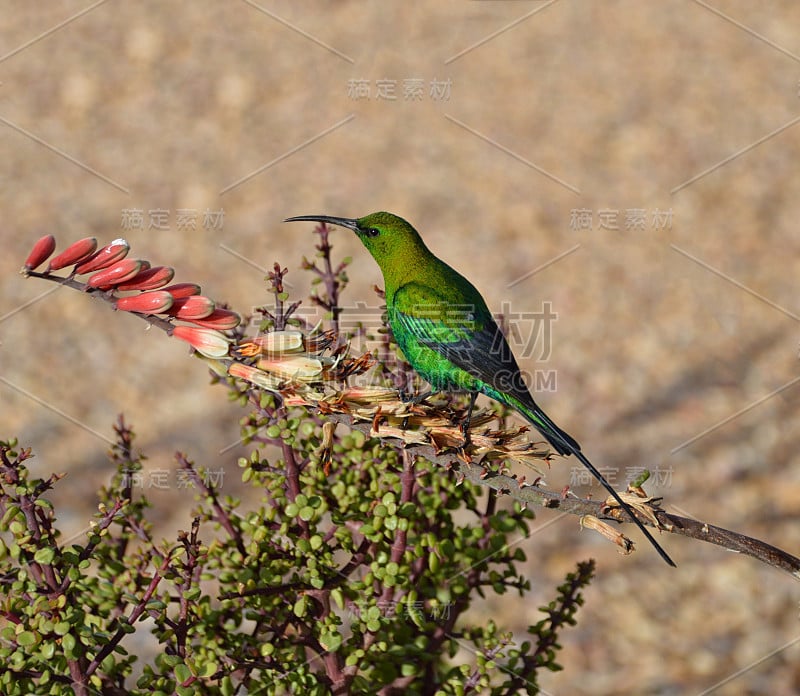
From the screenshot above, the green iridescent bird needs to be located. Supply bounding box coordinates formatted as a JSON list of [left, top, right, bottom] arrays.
[[284, 211, 674, 566]]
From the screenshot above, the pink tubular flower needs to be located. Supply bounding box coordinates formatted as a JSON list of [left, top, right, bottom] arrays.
[[227, 362, 282, 391], [75, 239, 130, 274], [86, 259, 144, 289], [255, 354, 323, 381], [182, 308, 241, 330], [246, 331, 304, 354], [172, 325, 231, 358], [22, 235, 56, 272], [116, 265, 175, 292], [165, 295, 216, 320], [47, 237, 97, 271], [115, 291, 174, 315], [163, 283, 201, 299]]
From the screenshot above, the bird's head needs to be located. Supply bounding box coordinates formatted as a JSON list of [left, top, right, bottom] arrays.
[[284, 212, 425, 267]]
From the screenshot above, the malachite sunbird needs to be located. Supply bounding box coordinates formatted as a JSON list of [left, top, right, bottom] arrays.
[[284, 212, 675, 567]]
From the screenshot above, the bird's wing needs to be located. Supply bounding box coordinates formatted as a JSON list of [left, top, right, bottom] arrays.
[[392, 282, 531, 399], [393, 282, 583, 455]]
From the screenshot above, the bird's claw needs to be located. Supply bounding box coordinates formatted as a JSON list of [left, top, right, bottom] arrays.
[[459, 420, 472, 449]]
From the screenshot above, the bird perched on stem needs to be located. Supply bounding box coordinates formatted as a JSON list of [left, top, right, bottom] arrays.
[[284, 211, 675, 567]]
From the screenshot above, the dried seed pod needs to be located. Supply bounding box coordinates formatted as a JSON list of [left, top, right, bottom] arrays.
[[172, 325, 231, 358], [74, 238, 130, 274], [115, 265, 175, 291], [163, 283, 201, 299], [165, 295, 216, 320], [304, 330, 339, 352], [22, 234, 56, 273], [86, 259, 143, 289], [115, 291, 174, 315], [580, 515, 635, 555], [46, 237, 97, 271], [183, 308, 241, 330]]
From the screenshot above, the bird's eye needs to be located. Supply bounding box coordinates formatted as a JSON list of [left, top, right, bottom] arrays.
[[363, 227, 380, 238]]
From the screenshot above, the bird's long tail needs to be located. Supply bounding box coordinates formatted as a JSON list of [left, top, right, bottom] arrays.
[[500, 394, 676, 567]]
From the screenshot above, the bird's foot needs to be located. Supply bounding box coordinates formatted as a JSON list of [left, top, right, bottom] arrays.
[[457, 392, 478, 451], [459, 419, 472, 450], [399, 388, 432, 405], [398, 389, 433, 430], [399, 390, 432, 431]]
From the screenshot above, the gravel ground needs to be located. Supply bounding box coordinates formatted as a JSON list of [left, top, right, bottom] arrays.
[[2, 2, 800, 694]]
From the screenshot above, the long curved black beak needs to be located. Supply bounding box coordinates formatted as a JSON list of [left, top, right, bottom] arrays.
[[284, 215, 359, 232]]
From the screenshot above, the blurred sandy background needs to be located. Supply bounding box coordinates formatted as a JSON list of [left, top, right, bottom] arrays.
[[2, 1, 800, 693]]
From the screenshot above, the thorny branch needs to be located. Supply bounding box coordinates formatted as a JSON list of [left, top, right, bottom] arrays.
[[23, 255, 800, 580], [295, 408, 800, 580]]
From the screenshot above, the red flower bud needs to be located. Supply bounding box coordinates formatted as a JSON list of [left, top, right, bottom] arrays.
[[172, 325, 231, 358], [47, 237, 97, 271], [183, 308, 241, 330], [86, 259, 144, 289], [163, 283, 201, 299], [22, 235, 56, 273], [116, 265, 175, 291], [165, 295, 216, 320], [74, 239, 130, 274], [115, 290, 174, 315]]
